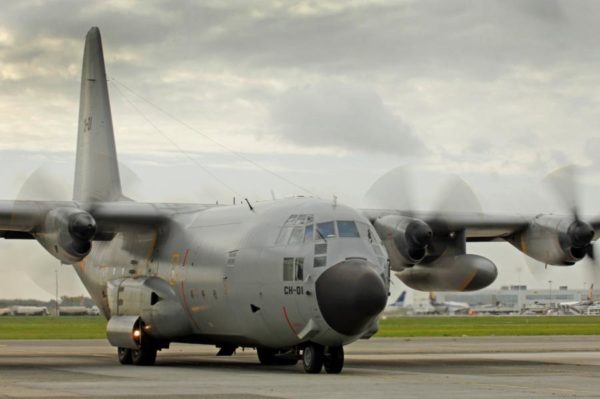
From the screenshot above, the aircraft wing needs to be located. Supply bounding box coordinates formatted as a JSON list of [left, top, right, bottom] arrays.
[[361, 207, 600, 281], [361, 208, 532, 241], [0, 200, 207, 239]]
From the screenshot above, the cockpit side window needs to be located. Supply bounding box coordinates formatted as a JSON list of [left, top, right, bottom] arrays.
[[337, 221, 359, 238], [288, 226, 304, 245], [357, 222, 380, 243], [285, 215, 298, 226], [275, 227, 293, 245], [357, 222, 370, 240], [316, 221, 336, 239], [275, 214, 314, 245], [304, 224, 314, 242]]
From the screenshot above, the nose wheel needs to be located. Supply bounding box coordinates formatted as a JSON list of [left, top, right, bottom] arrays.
[[324, 346, 344, 374], [302, 344, 345, 374]]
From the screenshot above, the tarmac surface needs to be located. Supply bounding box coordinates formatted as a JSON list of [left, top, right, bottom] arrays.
[[2, 336, 600, 398]]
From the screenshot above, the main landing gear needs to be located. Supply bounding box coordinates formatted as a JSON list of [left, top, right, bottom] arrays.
[[302, 343, 344, 374], [118, 345, 157, 366]]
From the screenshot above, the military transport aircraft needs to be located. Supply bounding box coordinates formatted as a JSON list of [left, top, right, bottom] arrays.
[[1, 27, 599, 374]]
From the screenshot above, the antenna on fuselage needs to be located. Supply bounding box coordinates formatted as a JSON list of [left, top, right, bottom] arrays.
[[244, 198, 254, 211]]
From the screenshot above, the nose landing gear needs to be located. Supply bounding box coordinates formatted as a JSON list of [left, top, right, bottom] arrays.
[[302, 343, 344, 374], [323, 345, 344, 374]]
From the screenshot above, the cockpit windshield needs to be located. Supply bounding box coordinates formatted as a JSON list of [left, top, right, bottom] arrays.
[[316, 221, 335, 238], [337, 221, 359, 238], [276, 214, 374, 245]]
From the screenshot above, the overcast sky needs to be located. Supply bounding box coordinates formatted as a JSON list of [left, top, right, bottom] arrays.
[[2, 0, 600, 300]]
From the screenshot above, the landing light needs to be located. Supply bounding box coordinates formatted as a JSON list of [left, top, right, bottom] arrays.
[[133, 329, 141, 339]]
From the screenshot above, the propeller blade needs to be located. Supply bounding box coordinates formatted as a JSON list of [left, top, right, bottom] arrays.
[[13, 162, 140, 297], [363, 164, 416, 216], [544, 165, 580, 221], [16, 165, 81, 296]]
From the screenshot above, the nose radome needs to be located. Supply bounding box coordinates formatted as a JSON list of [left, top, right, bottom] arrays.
[[315, 259, 387, 336]]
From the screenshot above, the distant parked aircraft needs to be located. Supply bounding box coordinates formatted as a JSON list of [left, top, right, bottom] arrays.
[[382, 291, 407, 318], [429, 293, 470, 315], [12, 306, 48, 316]]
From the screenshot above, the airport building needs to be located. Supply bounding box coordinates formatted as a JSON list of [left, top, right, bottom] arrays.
[[437, 285, 591, 309]]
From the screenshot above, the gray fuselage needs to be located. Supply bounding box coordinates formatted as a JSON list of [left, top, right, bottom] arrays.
[[75, 197, 390, 349]]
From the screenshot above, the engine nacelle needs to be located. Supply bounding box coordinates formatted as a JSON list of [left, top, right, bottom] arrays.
[[35, 207, 97, 263], [397, 254, 498, 292], [509, 215, 594, 266], [374, 215, 432, 269], [107, 277, 193, 340]]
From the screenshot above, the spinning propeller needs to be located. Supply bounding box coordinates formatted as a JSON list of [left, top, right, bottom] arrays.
[[525, 165, 599, 283], [364, 165, 482, 263]]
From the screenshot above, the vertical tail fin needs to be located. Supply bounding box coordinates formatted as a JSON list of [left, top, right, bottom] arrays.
[[73, 27, 123, 202], [429, 291, 436, 304], [392, 291, 406, 306]]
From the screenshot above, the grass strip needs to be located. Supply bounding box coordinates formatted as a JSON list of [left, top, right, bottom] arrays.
[[377, 316, 600, 337], [0, 316, 106, 339], [1, 316, 599, 339]]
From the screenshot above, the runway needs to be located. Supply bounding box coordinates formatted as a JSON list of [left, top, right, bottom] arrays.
[[2, 336, 600, 398]]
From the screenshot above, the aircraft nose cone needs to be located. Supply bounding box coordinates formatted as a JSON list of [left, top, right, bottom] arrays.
[[315, 259, 387, 336]]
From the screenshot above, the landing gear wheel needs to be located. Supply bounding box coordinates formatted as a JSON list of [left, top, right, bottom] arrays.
[[257, 347, 299, 366], [117, 347, 132, 365], [131, 346, 157, 366], [302, 343, 324, 374], [324, 346, 344, 374]]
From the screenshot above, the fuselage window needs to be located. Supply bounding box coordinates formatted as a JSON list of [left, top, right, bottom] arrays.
[[315, 243, 327, 255], [314, 242, 327, 267], [283, 257, 304, 281], [226, 250, 238, 266], [314, 256, 327, 267], [317, 221, 336, 239], [337, 221, 359, 238]]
